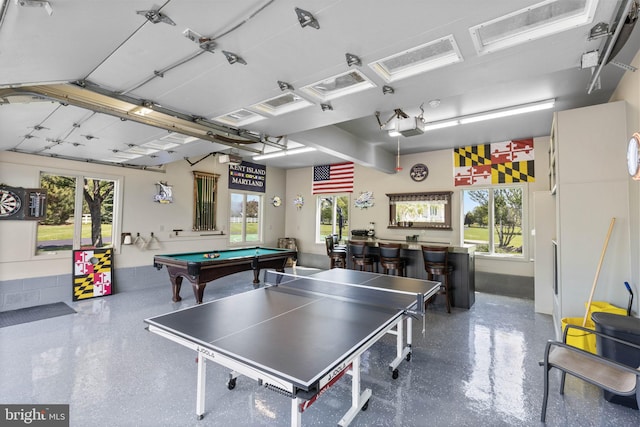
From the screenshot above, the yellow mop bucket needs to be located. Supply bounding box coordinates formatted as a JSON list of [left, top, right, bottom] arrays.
[[587, 301, 627, 319], [561, 317, 596, 353], [561, 301, 626, 354]]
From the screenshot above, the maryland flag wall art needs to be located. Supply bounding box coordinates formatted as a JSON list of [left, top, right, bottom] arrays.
[[73, 248, 113, 301], [453, 138, 535, 186]]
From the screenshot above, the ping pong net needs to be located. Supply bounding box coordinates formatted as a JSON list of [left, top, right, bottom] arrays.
[[263, 271, 425, 317]]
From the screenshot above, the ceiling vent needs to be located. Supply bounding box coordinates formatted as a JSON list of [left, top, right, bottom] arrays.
[[300, 70, 376, 101], [470, 0, 599, 55], [250, 92, 313, 116], [369, 35, 463, 82], [213, 109, 265, 126]]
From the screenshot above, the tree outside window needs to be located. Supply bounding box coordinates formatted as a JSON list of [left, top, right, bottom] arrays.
[[37, 172, 118, 254], [462, 186, 524, 256]]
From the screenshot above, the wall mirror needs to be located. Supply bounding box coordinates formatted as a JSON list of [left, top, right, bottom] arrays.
[[387, 191, 452, 229]]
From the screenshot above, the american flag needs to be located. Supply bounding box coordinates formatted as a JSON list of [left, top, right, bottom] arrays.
[[312, 162, 354, 194]]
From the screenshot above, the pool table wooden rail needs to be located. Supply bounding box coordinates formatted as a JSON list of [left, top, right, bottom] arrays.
[[153, 247, 297, 304]]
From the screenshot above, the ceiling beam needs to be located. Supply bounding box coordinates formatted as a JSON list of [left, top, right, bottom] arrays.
[[291, 125, 397, 174], [0, 83, 263, 154]]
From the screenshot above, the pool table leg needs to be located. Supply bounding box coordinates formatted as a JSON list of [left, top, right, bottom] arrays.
[[193, 283, 206, 304], [170, 274, 183, 302]]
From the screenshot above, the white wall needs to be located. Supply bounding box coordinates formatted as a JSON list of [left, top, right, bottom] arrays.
[[285, 136, 550, 279], [0, 151, 286, 281], [611, 48, 640, 316], [552, 101, 634, 322]]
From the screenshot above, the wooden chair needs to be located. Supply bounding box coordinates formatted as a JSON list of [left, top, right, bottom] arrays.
[[325, 236, 346, 269], [541, 324, 640, 422], [421, 245, 453, 313], [348, 241, 374, 272], [378, 243, 405, 276]]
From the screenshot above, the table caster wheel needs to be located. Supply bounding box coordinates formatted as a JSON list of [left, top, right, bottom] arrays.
[[197, 414, 204, 420], [362, 400, 369, 411], [392, 369, 399, 379], [227, 378, 236, 390]]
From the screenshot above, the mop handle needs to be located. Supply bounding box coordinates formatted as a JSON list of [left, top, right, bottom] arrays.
[[582, 218, 615, 327]]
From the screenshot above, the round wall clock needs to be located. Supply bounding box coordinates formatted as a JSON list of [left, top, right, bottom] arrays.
[[410, 163, 429, 182], [272, 196, 282, 207], [627, 133, 640, 180]]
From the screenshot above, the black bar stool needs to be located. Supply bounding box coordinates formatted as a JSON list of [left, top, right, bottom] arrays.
[[421, 245, 453, 313], [348, 241, 374, 272], [379, 243, 405, 276], [325, 236, 346, 269]]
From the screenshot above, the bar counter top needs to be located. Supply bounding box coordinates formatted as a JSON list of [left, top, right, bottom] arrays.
[[348, 236, 475, 254]]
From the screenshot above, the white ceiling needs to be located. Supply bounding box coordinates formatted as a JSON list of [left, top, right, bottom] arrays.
[[1, 0, 639, 172]]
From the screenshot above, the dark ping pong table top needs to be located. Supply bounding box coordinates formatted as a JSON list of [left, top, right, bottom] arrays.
[[146, 279, 412, 392], [145, 271, 433, 393]]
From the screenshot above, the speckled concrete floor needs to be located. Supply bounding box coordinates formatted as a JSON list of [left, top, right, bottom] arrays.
[[1, 267, 638, 426]]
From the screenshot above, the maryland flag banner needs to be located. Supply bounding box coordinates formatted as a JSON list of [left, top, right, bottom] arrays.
[[73, 248, 113, 301], [453, 138, 535, 186]]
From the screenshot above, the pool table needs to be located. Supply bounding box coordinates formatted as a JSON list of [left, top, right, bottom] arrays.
[[153, 247, 297, 304]]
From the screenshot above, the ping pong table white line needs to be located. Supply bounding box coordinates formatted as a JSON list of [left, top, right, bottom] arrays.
[[264, 271, 428, 317], [269, 271, 438, 376]]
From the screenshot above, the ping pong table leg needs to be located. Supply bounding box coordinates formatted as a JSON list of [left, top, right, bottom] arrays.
[[338, 355, 372, 426], [291, 397, 302, 427], [388, 317, 412, 379], [196, 355, 206, 420]]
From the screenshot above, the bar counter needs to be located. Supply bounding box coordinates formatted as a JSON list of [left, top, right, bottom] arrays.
[[348, 237, 476, 309]]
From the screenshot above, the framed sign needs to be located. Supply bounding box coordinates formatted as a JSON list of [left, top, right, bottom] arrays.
[[409, 164, 429, 182], [73, 248, 113, 301]]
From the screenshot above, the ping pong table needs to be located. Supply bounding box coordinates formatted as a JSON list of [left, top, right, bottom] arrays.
[[144, 269, 440, 426]]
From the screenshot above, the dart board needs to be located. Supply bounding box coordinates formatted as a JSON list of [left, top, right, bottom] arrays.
[[0, 186, 47, 220], [0, 188, 21, 218]]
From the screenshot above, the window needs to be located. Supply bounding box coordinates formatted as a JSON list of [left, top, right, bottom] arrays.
[[316, 194, 349, 243], [462, 185, 525, 257], [193, 171, 219, 231], [37, 172, 120, 254], [230, 192, 262, 244]]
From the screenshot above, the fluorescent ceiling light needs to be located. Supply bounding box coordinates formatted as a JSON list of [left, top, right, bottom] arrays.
[[253, 146, 316, 161], [131, 106, 153, 116], [423, 119, 460, 131], [386, 99, 554, 136], [458, 99, 555, 124]]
